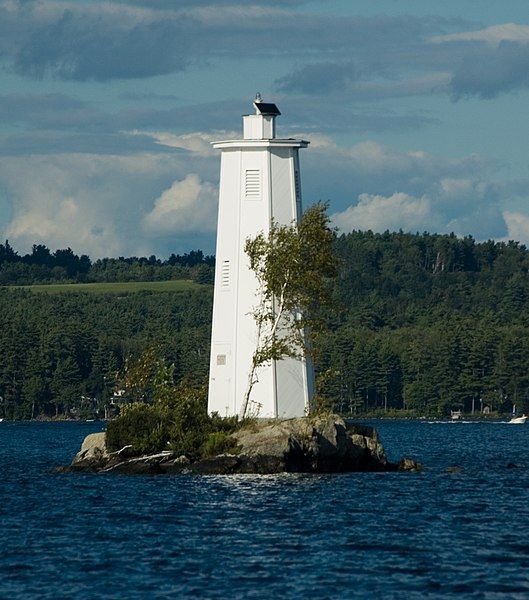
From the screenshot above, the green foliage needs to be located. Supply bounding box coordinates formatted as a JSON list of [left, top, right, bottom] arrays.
[[165, 384, 212, 457], [245, 202, 336, 364], [106, 403, 168, 454], [242, 203, 336, 416], [6, 230, 529, 419], [210, 413, 247, 433], [0, 287, 212, 419], [312, 368, 339, 414], [201, 431, 239, 458], [118, 346, 168, 404], [317, 231, 529, 416], [106, 359, 241, 458]]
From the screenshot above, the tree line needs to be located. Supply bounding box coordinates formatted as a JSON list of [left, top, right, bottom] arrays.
[[0, 241, 214, 285], [1, 230, 529, 418]]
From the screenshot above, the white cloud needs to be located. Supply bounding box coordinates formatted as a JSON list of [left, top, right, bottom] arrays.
[[431, 23, 529, 46], [143, 173, 218, 234], [331, 177, 507, 240], [0, 151, 210, 257], [301, 137, 491, 179], [8, 196, 78, 239], [300, 137, 497, 218], [503, 211, 529, 245], [347, 140, 430, 172], [128, 129, 238, 157], [0, 131, 525, 258], [332, 192, 434, 233]]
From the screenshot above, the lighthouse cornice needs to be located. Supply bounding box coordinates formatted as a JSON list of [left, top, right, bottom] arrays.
[[212, 138, 309, 150]]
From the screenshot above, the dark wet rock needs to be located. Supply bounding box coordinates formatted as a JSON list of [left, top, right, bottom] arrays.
[[159, 455, 191, 474], [506, 462, 519, 469], [445, 466, 463, 473], [65, 414, 420, 475], [395, 458, 424, 472], [188, 455, 241, 475]]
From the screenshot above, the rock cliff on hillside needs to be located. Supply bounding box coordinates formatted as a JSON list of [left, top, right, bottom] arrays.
[[65, 414, 422, 475]]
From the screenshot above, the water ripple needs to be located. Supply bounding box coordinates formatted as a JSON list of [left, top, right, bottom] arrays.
[[2, 421, 529, 598]]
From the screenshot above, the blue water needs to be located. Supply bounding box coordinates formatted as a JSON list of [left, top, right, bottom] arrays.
[[1, 421, 529, 599]]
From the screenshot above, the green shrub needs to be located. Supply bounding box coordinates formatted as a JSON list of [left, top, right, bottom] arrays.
[[106, 403, 169, 454], [164, 385, 211, 458], [201, 431, 239, 457], [106, 359, 247, 459], [209, 412, 240, 433]]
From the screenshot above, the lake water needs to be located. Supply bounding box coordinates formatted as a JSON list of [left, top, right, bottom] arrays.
[[1, 420, 529, 599]]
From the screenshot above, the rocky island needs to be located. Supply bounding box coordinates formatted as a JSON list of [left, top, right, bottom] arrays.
[[65, 414, 422, 475]]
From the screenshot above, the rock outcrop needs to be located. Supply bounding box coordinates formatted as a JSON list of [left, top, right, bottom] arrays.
[[72, 432, 108, 466], [229, 416, 389, 473], [66, 414, 422, 475]]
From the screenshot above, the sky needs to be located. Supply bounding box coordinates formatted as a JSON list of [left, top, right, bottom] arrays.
[[1, 0, 529, 258]]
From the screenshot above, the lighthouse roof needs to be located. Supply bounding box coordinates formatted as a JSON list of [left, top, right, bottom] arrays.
[[253, 102, 281, 116], [216, 96, 306, 146]]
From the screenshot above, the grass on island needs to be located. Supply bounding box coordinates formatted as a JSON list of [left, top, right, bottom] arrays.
[[9, 280, 205, 294]]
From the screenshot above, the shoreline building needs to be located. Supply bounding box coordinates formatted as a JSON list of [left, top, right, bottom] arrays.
[[207, 96, 314, 419]]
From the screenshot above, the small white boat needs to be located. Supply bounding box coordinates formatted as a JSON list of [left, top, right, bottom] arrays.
[[451, 410, 462, 421], [508, 414, 527, 424]]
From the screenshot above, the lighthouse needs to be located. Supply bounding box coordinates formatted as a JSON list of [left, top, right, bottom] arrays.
[[207, 96, 314, 419]]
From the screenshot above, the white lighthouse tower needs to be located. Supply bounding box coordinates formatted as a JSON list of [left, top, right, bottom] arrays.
[[207, 95, 314, 419]]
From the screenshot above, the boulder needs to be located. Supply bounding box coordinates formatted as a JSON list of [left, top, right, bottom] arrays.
[[230, 415, 389, 473], [231, 419, 305, 472], [71, 432, 108, 470]]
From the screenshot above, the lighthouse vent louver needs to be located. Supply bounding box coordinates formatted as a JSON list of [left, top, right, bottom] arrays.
[[245, 169, 261, 199], [220, 260, 230, 289]]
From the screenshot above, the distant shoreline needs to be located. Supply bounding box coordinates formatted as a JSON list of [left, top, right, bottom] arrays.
[[0, 413, 512, 423]]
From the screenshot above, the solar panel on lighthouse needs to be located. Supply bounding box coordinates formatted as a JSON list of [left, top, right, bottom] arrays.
[[253, 102, 281, 116], [207, 96, 313, 419]]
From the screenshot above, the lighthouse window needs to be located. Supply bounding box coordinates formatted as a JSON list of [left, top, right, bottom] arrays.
[[220, 260, 230, 289], [216, 354, 226, 366], [245, 169, 261, 199]]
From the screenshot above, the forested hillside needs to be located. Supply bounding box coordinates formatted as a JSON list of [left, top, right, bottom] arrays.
[[0, 287, 212, 419], [321, 231, 529, 415], [2, 231, 529, 419]]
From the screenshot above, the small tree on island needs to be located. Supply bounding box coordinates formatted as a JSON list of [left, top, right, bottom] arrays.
[[241, 202, 337, 418]]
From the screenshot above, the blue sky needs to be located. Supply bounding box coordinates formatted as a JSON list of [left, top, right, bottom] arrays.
[[1, 0, 529, 258]]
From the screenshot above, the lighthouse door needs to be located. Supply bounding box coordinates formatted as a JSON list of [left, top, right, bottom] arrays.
[[211, 343, 233, 416]]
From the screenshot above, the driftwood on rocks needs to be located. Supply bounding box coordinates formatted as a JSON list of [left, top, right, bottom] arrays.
[[64, 414, 422, 475]]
